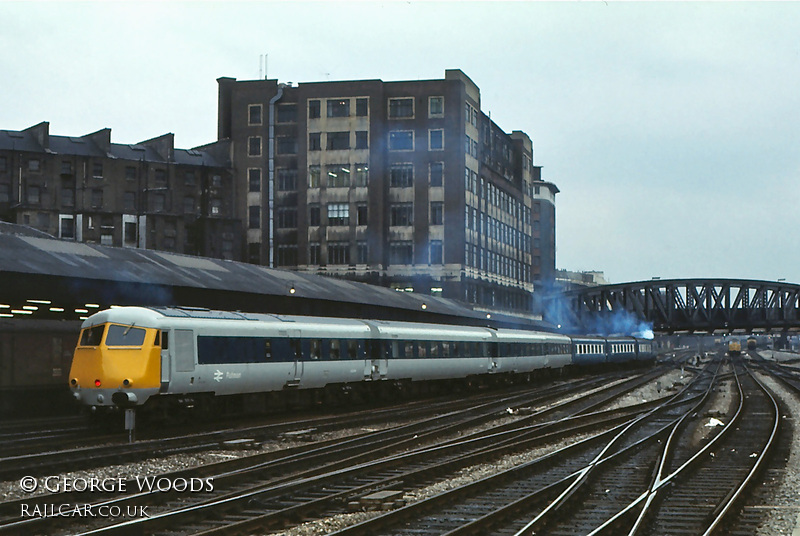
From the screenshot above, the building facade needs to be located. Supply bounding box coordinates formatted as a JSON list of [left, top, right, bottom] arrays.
[[217, 69, 558, 314], [0, 122, 240, 260]]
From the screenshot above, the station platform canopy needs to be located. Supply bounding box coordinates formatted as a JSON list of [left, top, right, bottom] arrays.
[[0, 222, 545, 330]]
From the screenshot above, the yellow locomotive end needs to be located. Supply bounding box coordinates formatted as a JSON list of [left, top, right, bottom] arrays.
[[69, 318, 162, 408]]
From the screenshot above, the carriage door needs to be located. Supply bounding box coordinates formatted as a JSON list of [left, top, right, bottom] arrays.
[[160, 330, 170, 391], [289, 333, 303, 387], [174, 330, 195, 373], [364, 341, 387, 380]]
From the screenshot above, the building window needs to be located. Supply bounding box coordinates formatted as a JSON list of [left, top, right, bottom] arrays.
[[430, 202, 444, 225], [327, 99, 350, 118], [27, 185, 40, 205], [277, 169, 297, 191], [92, 162, 102, 178], [327, 131, 350, 150], [309, 204, 320, 226], [390, 203, 413, 226], [327, 203, 349, 226], [124, 220, 137, 247], [389, 242, 413, 264], [357, 242, 368, 264], [308, 165, 320, 188], [429, 96, 444, 117], [277, 103, 297, 123], [308, 242, 321, 264], [123, 191, 135, 212], [59, 214, 74, 240], [355, 164, 369, 186], [153, 193, 166, 212], [328, 242, 350, 264], [27, 159, 40, 172], [184, 171, 196, 187], [210, 198, 221, 216], [248, 104, 262, 125], [90, 188, 103, 208], [277, 207, 297, 228], [248, 206, 260, 229], [389, 130, 414, 151], [0, 183, 9, 203], [430, 162, 444, 187], [62, 188, 75, 208], [276, 136, 297, 155], [248, 136, 262, 157], [153, 169, 167, 184], [388, 97, 414, 118], [308, 99, 321, 119], [389, 163, 413, 187], [308, 132, 321, 151], [183, 196, 195, 214], [61, 161, 73, 175], [248, 168, 261, 192], [356, 98, 368, 116], [326, 165, 350, 188], [429, 129, 444, 151], [430, 240, 443, 264], [356, 204, 368, 226], [355, 130, 368, 149], [248, 243, 260, 264], [277, 245, 297, 266]]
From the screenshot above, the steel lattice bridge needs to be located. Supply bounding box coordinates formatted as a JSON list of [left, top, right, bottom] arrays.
[[545, 278, 800, 334]]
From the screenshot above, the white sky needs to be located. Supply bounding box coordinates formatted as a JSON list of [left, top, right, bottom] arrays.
[[3, 1, 799, 284]]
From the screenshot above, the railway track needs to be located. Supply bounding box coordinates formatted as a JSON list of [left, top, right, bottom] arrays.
[[0, 377, 610, 481], [0, 368, 667, 536], [317, 354, 783, 536]]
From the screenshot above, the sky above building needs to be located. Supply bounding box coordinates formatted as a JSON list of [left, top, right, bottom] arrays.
[[3, 1, 799, 285]]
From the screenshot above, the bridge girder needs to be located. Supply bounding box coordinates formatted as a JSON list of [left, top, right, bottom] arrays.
[[546, 278, 800, 334]]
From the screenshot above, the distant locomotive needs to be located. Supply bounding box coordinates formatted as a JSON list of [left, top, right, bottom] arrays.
[[728, 340, 742, 356], [746, 337, 757, 350], [68, 307, 655, 413]]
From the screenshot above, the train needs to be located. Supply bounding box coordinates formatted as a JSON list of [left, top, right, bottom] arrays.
[[68, 306, 656, 413], [728, 340, 742, 356]]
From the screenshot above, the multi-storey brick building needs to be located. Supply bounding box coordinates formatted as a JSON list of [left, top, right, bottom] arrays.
[[0, 122, 240, 260], [217, 69, 558, 314]]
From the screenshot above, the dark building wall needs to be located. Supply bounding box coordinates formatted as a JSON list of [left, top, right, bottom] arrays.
[[215, 69, 556, 316], [0, 123, 241, 261]]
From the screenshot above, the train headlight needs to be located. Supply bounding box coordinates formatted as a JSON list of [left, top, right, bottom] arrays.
[[94, 379, 102, 387], [70, 378, 78, 387], [123, 379, 132, 387]]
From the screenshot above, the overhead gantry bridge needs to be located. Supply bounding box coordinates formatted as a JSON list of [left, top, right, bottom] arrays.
[[546, 278, 800, 334]]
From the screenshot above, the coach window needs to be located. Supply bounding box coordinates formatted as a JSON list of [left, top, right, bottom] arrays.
[[347, 340, 358, 360], [418, 342, 428, 359], [442, 342, 451, 358], [430, 341, 440, 358], [404, 341, 415, 358], [330, 339, 340, 360], [309, 339, 321, 360]]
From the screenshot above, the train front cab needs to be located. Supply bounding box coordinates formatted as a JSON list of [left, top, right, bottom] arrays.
[[69, 319, 162, 410]]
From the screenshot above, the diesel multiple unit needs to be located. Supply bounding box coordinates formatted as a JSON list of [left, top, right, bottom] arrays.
[[69, 306, 655, 411]]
